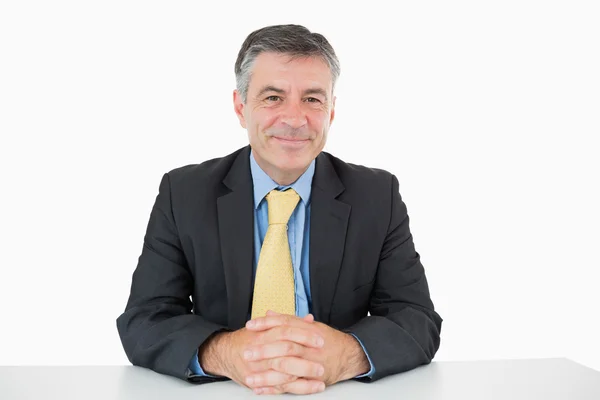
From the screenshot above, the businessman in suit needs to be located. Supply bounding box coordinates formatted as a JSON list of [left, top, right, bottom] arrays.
[[117, 24, 443, 395]]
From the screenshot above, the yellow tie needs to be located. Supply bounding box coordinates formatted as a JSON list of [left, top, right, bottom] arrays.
[[250, 189, 300, 319]]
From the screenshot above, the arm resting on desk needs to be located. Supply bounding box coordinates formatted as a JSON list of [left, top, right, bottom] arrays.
[[116, 173, 229, 384], [343, 175, 443, 382]]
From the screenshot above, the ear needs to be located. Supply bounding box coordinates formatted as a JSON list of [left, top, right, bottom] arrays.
[[233, 89, 247, 128]]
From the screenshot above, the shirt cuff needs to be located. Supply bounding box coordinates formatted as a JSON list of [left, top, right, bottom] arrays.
[[187, 348, 221, 378], [349, 333, 376, 378]]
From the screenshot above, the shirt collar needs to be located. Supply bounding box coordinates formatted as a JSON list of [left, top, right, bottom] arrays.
[[249, 149, 315, 210]]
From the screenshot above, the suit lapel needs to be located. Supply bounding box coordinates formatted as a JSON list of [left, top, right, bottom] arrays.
[[217, 146, 255, 329], [216, 148, 350, 327], [309, 153, 351, 324]]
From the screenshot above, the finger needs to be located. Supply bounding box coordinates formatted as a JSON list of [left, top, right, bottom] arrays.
[[249, 312, 314, 330], [246, 313, 308, 331], [260, 325, 324, 349], [253, 386, 283, 395], [245, 370, 296, 388], [268, 356, 325, 379], [255, 379, 326, 395], [283, 379, 326, 395], [246, 348, 324, 374], [265, 310, 313, 318], [244, 340, 304, 361], [303, 313, 315, 323]]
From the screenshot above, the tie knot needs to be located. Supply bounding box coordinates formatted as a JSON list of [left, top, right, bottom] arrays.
[[266, 189, 300, 225]]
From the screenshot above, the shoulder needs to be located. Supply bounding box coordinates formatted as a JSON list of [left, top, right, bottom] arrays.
[[320, 151, 397, 192], [164, 146, 247, 189], [320, 151, 405, 229]]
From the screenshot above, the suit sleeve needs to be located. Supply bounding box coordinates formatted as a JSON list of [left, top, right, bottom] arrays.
[[116, 173, 230, 383], [343, 174, 443, 382]]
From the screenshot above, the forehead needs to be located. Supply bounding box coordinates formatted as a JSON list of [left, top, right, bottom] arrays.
[[248, 52, 332, 93]]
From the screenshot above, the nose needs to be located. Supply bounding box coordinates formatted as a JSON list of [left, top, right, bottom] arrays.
[[279, 100, 307, 129]]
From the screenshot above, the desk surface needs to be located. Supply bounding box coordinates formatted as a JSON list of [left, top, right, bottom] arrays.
[[2, 358, 599, 399]]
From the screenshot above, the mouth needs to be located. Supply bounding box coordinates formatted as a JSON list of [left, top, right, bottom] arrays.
[[273, 136, 310, 142], [273, 136, 311, 147]]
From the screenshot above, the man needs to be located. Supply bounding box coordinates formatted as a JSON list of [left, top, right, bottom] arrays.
[[117, 24, 443, 395]]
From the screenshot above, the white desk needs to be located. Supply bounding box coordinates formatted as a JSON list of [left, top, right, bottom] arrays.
[[1, 358, 599, 399]]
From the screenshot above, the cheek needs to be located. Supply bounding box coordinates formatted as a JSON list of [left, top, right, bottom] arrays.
[[254, 110, 278, 131], [308, 113, 329, 137]]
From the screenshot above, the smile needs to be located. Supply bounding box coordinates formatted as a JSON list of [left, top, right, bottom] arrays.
[[273, 137, 311, 147]]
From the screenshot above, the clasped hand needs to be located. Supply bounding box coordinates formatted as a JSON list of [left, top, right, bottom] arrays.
[[223, 310, 353, 395]]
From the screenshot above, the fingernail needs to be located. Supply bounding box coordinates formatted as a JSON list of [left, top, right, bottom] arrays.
[[246, 376, 254, 385], [318, 366, 325, 376], [243, 350, 253, 360], [247, 320, 256, 328], [316, 336, 324, 347], [254, 388, 262, 394], [319, 382, 326, 391]]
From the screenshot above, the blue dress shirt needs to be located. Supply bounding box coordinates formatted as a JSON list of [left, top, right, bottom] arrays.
[[188, 150, 375, 378]]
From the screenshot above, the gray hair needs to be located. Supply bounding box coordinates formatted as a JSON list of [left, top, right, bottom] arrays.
[[234, 24, 340, 103]]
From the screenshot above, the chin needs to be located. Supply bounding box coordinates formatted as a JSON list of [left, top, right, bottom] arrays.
[[272, 154, 310, 172], [274, 159, 304, 171]]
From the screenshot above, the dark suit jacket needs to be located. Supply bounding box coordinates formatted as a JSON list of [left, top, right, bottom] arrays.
[[116, 145, 443, 383]]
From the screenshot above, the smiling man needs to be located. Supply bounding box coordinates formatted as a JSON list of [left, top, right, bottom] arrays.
[[117, 24, 443, 395], [239, 53, 332, 187]]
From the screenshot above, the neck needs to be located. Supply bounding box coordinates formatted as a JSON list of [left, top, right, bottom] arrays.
[[269, 170, 303, 187], [252, 153, 308, 186]]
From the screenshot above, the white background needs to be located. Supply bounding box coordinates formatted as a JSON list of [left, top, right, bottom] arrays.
[[1, 1, 599, 372]]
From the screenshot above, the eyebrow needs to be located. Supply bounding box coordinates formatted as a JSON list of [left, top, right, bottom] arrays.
[[256, 85, 329, 102]]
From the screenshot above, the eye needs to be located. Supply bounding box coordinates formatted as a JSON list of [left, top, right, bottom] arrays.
[[265, 95, 281, 102], [305, 97, 321, 103]]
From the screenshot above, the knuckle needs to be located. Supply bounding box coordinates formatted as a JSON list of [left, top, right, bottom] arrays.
[[283, 341, 294, 355], [270, 357, 281, 371], [278, 326, 288, 338], [248, 362, 261, 372], [279, 358, 289, 372], [293, 342, 303, 355], [253, 348, 263, 359], [283, 326, 294, 339], [314, 364, 324, 377], [277, 326, 288, 339]]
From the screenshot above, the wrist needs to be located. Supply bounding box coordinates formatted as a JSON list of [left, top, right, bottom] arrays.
[[340, 333, 370, 380], [199, 331, 231, 377]]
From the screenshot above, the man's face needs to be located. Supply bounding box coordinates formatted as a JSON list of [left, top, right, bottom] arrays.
[[234, 52, 336, 179]]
